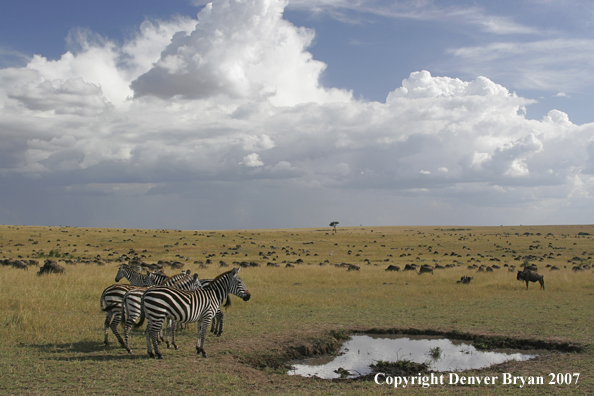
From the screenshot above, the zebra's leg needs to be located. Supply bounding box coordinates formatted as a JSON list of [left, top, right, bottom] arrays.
[[166, 318, 178, 350], [104, 310, 113, 345], [146, 318, 164, 359], [145, 319, 154, 358], [196, 316, 212, 358], [213, 310, 224, 337], [123, 314, 137, 354], [109, 311, 126, 348], [170, 320, 178, 350]]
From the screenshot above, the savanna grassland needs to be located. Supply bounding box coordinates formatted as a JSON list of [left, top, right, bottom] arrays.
[[0, 224, 593, 395]]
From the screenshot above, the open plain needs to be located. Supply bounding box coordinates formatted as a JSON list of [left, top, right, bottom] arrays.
[[0, 224, 593, 395]]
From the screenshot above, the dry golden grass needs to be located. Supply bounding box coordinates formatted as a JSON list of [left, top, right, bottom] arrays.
[[0, 224, 593, 394]]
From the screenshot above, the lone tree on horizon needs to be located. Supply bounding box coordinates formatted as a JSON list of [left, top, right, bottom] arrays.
[[330, 221, 339, 233]]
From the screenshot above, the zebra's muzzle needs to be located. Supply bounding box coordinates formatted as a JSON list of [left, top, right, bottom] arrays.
[[242, 293, 251, 301]]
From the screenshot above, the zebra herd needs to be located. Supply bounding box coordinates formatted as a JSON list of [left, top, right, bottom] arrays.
[[101, 264, 251, 359]]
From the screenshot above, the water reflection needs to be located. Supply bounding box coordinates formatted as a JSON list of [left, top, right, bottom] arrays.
[[289, 335, 539, 379]]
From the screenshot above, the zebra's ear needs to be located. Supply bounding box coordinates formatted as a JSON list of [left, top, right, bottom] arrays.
[[233, 267, 240, 274], [193, 273, 199, 280]]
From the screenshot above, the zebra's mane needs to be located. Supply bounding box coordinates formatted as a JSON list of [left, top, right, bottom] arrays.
[[208, 268, 238, 309], [210, 268, 238, 284]]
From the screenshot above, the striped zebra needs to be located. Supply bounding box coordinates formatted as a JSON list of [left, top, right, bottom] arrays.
[[100, 284, 145, 347], [142, 267, 250, 359], [121, 273, 204, 353], [103, 266, 194, 348], [115, 264, 189, 286], [115, 264, 154, 286], [149, 269, 191, 286], [199, 279, 224, 337]]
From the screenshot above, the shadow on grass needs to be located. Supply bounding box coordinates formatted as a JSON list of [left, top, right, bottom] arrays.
[[21, 340, 149, 361]]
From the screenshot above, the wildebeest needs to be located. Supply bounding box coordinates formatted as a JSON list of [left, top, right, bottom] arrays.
[[456, 276, 472, 284], [385, 265, 400, 272], [37, 259, 65, 275], [516, 269, 545, 290], [418, 264, 434, 275], [403, 263, 417, 271]]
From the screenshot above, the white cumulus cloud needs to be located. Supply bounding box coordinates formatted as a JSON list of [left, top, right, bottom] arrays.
[[0, 0, 593, 229]]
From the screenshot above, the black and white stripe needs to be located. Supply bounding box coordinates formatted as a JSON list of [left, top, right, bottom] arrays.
[[104, 268, 194, 349], [121, 273, 203, 354], [199, 279, 224, 337], [115, 264, 154, 286], [100, 283, 143, 347], [142, 267, 250, 359], [149, 269, 191, 287]]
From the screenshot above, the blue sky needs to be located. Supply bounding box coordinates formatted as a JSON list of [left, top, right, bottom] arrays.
[[0, 0, 593, 229]]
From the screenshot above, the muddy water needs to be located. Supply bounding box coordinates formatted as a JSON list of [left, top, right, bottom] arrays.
[[289, 334, 541, 379]]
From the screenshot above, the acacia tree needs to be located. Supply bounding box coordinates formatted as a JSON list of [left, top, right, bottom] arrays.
[[329, 221, 339, 233]]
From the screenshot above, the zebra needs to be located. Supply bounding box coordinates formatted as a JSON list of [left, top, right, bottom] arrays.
[[148, 269, 191, 286], [115, 264, 154, 286], [103, 268, 190, 347], [199, 279, 224, 337], [100, 284, 145, 347], [115, 264, 189, 286], [121, 273, 204, 354], [142, 267, 250, 359]]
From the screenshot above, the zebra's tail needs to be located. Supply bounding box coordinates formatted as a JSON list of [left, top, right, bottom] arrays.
[[134, 310, 145, 328], [101, 303, 120, 312]]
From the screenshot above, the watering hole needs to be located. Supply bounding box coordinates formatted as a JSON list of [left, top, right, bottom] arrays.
[[289, 334, 544, 379]]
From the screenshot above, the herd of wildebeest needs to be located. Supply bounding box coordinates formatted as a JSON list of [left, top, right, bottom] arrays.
[[3, 242, 591, 293]]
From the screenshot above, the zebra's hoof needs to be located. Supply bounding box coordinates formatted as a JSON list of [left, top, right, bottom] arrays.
[[148, 352, 155, 359], [157, 354, 164, 360]]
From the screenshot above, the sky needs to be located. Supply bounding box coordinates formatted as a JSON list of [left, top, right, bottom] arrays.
[[0, 0, 593, 230]]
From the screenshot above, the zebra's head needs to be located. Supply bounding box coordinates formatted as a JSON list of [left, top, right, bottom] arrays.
[[115, 264, 128, 282], [230, 267, 251, 301]]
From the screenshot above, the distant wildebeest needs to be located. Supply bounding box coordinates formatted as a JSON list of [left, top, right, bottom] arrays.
[[385, 265, 400, 272], [347, 264, 360, 271], [516, 269, 545, 290], [403, 263, 417, 271], [524, 265, 538, 271], [550, 266, 560, 271], [11, 260, 28, 270], [456, 276, 472, 284], [418, 264, 434, 275], [37, 259, 65, 275]]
